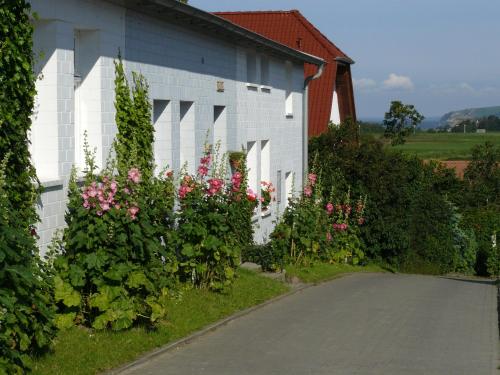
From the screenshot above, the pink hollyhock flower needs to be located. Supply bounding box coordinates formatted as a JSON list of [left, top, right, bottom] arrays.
[[127, 168, 141, 184], [87, 187, 97, 198], [110, 181, 118, 193], [179, 185, 193, 199], [183, 175, 192, 184], [100, 202, 110, 212], [96, 210, 103, 216], [164, 169, 173, 178], [246, 188, 257, 201], [114, 204, 121, 210], [81, 192, 89, 200], [124, 187, 131, 195], [207, 178, 224, 196], [326, 202, 334, 215], [128, 206, 140, 220], [344, 205, 352, 215], [200, 154, 211, 166], [83, 200, 90, 209], [197, 165, 209, 177], [308, 173, 317, 186], [358, 217, 365, 225], [303, 186, 312, 197]]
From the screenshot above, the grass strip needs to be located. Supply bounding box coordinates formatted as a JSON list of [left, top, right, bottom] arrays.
[[32, 268, 289, 375], [285, 262, 390, 284]]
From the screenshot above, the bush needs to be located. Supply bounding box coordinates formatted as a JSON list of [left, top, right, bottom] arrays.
[[52, 163, 175, 330], [0, 162, 56, 374], [309, 123, 474, 273], [173, 148, 254, 290], [269, 172, 366, 269]]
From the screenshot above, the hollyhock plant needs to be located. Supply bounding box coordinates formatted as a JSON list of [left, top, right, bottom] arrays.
[[260, 181, 275, 212]]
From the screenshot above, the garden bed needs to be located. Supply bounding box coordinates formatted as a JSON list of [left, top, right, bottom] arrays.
[[32, 269, 289, 375]]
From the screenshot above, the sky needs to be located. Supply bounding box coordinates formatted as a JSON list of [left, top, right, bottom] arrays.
[[190, 0, 500, 119]]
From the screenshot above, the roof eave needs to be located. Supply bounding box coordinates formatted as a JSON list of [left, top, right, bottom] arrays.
[[335, 56, 355, 65], [105, 0, 324, 65]]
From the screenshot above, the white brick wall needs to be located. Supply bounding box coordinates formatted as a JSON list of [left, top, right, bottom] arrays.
[[30, 0, 305, 252]]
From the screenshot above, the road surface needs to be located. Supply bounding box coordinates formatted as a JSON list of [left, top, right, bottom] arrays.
[[122, 273, 498, 375]]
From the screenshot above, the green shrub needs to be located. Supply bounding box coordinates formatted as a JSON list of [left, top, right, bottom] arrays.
[[173, 149, 253, 290], [0, 162, 56, 374], [52, 164, 175, 330]]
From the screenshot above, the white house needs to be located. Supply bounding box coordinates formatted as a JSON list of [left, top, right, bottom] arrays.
[[29, 0, 324, 251]]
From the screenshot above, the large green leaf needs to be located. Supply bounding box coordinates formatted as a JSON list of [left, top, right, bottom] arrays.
[[54, 276, 81, 307]]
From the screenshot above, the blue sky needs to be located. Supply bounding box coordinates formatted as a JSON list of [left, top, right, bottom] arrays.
[[190, 0, 500, 119]]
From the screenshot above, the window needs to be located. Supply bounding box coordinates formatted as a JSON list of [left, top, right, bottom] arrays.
[[260, 55, 269, 86], [285, 171, 294, 206], [153, 100, 172, 173], [213, 106, 226, 155], [246, 141, 258, 194], [276, 170, 282, 204], [180, 101, 195, 174], [246, 52, 257, 84], [285, 61, 293, 116], [260, 140, 270, 183]]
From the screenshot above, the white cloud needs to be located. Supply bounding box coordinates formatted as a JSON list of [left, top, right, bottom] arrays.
[[382, 73, 414, 91], [427, 82, 500, 96], [353, 78, 377, 91]]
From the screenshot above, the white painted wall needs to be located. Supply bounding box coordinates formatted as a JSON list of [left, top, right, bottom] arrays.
[[30, 0, 305, 251]]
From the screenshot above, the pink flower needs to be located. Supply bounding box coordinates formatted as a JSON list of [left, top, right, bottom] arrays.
[[206, 178, 224, 196], [197, 165, 209, 177], [358, 217, 365, 225], [164, 169, 173, 178], [326, 202, 334, 215], [87, 187, 97, 198], [332, 223, 348, 232], [308, 173, 317, 186], [110, 181, 118, 193], [200, 154, 211, 166], [179, 185, 193, 199], [303, 186, 312, 197], [114, 204, 121, 210], [100, 202, 110, 211], [83, 200, 90, 209], [127, 168, 141, 184], [246, 188, 257, 201], [96, 210, 103, 216], [124, 187, 131, 195], [128, 206, 140, 220]]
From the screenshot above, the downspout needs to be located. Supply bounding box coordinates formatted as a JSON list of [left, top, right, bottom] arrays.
[[303, 61, 325, 180]]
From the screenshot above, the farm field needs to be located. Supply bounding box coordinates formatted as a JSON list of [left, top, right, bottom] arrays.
[[390, 132, 500, 160]]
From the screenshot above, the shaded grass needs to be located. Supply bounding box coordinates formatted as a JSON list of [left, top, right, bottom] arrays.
[[285, 262, 390, 284], [391, 132, 500, 160], [32, 269, 289, 375]]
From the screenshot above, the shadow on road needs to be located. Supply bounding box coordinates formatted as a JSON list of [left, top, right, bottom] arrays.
[[440, 277, 497, 286]]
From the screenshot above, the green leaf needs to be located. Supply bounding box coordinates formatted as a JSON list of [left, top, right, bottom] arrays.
[[54, 312, 76, 330], [54, 276, 81, 307], [126, 271, 150, 289]]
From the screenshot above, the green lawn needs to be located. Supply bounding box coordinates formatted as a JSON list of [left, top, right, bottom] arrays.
[[32, 269, 289, 375], [390, 132, 500, 160], [285, 263, 389, 284]]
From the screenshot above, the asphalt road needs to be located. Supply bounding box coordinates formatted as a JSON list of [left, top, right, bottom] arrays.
[[122, 273, 499, 375]]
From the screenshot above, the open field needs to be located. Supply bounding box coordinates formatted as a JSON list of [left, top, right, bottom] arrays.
[[391, 132, 500, 160]]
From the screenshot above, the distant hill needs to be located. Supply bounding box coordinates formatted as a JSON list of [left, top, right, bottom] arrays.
[[439, 106, 500, 128]]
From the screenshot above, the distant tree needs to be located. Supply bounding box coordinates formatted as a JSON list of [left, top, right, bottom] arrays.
[[383, 101, 424, 145]]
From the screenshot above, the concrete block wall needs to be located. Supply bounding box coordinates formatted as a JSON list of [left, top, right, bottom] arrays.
[[30, 0, 305, 252]]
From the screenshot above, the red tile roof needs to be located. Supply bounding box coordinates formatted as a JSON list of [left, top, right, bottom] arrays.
[[214, 10, 357, 137]]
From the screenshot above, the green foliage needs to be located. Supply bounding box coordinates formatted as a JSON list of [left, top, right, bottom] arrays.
[[463, 142, 500, 207], [0, 0, 39, 227], [53, 163, 175, 330], [0, 161, 56, 374], [310, 123, 477, 274], [173, 148, 251, 290], [114, 57, 155, 179], [0, 3, 57, 372], [383, 101, 424, 146], [269, 171, 365, 269]]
